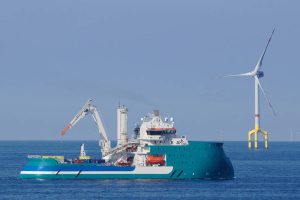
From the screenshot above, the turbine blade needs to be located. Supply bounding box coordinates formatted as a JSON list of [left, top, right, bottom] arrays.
[[253, 28, 275, 73], [254, 76, 276, 116], [224, 72, 252, 77]]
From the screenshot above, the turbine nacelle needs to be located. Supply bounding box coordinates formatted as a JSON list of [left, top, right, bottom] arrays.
[[256, 71, 264, 78]]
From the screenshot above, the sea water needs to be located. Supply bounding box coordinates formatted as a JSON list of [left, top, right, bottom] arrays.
[[0, 141, 299, 199]]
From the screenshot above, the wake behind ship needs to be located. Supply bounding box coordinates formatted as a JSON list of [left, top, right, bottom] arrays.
[[20, 99, 234, 179]]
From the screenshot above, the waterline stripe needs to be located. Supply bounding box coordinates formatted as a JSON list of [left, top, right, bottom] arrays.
[[20, 166, 173, 175]]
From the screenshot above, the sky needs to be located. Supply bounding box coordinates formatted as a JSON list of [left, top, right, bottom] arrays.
[[0, 0, 300, 141]]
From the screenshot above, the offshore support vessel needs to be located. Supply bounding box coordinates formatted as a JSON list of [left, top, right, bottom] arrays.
[[20, 99, 234, 179]]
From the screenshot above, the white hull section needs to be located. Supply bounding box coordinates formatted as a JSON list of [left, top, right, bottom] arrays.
[[20, 166, 173, 175]]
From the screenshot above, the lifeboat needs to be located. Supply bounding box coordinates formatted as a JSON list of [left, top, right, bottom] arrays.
[[146, 154, 165, 166]]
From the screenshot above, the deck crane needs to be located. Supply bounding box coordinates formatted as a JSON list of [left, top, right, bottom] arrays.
[[60, 99, 111, 159]]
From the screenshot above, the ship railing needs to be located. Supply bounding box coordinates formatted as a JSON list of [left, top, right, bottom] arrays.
[[103, 143, 130, 157], [103, 141, 139, 157]]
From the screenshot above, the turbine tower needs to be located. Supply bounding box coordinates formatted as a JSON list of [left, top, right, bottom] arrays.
[[226, 29, 276, 149]]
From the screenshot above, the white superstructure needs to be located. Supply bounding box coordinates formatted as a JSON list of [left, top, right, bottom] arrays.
[[61, 100, 188, 166], [132, 110, 188, 166], [137, 110, 187, 146]]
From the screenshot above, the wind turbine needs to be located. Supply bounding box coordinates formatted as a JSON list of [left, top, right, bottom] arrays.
[[226, 29, 275, 149]]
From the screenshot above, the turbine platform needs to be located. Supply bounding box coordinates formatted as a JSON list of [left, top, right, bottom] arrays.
[[248, 126, 269, 149]]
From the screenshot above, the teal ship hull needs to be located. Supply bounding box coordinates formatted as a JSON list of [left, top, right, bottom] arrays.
[[20, 141, 234, 179]]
